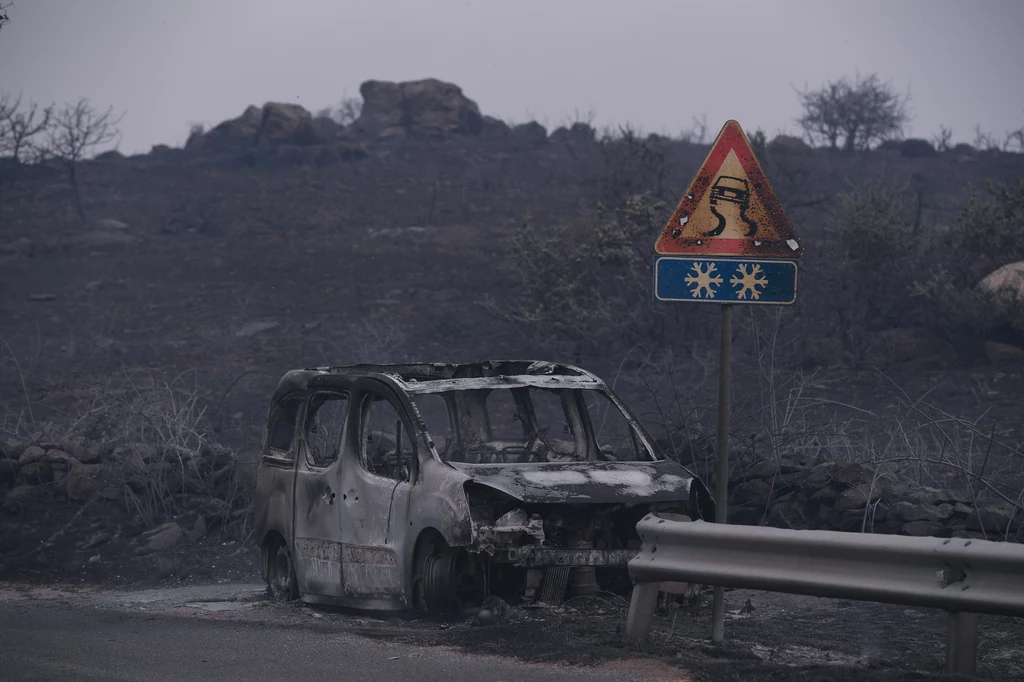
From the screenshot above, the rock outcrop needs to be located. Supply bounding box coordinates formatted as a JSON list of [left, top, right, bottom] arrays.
[[980, 261, 1024, 300], [188, 102, 323, 152], [350, 78, 485, 138]]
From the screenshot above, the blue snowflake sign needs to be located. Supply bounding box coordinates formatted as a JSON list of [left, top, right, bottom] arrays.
[[654, 256, 799, 305]]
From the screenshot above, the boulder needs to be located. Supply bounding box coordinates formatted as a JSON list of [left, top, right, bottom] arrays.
[[43, 449, 72, 468], [979, 262, 1024, 300], [509, 122, 548, 148], [804, 463, 834, 489], [256, 102, 320, 146], [809, 486, 839, 505], [18, 445, 46, 465], [353, 78, 484, 139], [550, 122, 596, 146], [979, 263, 1024, 337], [64, 437, 103, 465], [198, 102, 322, 152], [65, 461, 107, 502], [892, 501, 953, 523], [911, 486, 972, 507], [203, 104, 263, 149], [3, 484, 49, 512], [142, 522, 188, 552], [480, 115, 511, 139], [20, 460, 53, 484], [952, 502, 973, 517], [965, 501, 1022, 535], [0, 437, 28, 460], [834, 484, 880, 512], [831, 463, 867, 487]]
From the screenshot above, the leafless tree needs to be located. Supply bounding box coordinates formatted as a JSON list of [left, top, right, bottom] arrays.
[[0, 93, 53, 162], [0, 93, 53, 209], [0, 2, 11, 36], [43, 98, 123, 222], [796, 74, 910, 152], [931, 125, 953, 153]]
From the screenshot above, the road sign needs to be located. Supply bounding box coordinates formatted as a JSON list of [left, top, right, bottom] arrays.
[[650, 119, 806, 645], [654, 120, 802, 259], [654, 256, 798, 305]]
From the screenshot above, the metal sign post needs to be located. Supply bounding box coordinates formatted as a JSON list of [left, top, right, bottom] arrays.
[[652, 120, 802, 644], [711, 303, 732, 642]]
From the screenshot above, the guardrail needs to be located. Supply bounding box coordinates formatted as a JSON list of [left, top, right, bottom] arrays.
[[624, 516, 1024, 675]]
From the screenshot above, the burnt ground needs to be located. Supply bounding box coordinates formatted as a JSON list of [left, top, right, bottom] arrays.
[[350, 589, 1024, 681], [2, 580, 1020, 681], [0, 498, 262, 588]]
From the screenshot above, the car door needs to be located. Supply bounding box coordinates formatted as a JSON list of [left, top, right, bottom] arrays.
[[255, 394, 304, 554], [338, 384, 414, 603], [291, 390, 350, 599]]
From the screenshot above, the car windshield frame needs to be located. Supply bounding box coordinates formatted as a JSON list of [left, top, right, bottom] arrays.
[[407, 381, 657, 465]]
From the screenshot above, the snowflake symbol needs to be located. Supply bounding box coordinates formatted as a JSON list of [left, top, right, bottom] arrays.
[[730, 263, 769, 300], [685, 262, 723, 298]]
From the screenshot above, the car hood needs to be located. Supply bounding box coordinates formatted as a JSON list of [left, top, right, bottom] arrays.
[[447, 460, 699, 504]]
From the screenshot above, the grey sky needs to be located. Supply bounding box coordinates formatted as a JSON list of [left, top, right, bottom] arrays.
[[2, 0, 1023, 155]]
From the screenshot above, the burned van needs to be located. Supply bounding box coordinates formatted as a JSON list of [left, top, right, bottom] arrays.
[[254, 360, 713, 617]]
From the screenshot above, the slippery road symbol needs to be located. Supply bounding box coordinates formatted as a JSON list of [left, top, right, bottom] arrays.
[[703, 175, 759, 237]]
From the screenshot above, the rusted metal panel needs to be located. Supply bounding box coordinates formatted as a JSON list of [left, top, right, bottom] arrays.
[[399, 375, 603, 395], [494, 547, 638, 567], [447, 461, 697, 504]]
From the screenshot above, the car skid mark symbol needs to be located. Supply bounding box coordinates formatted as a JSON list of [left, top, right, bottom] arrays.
[[703, 175, 758, 238]]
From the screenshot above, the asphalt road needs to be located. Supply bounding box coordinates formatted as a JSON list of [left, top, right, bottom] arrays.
[[0, 584, 681, 682]]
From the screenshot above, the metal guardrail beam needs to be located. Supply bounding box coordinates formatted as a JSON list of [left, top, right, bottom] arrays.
[[625, 516, 1024, 675]]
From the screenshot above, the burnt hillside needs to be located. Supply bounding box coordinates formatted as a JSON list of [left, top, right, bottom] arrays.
[[1, 78, 1023, 450]]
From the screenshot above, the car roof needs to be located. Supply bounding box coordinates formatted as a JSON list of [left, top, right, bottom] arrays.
[[270, 360, 608, 401]]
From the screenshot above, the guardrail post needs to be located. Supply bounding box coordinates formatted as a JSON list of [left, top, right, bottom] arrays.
[[945, 611, 978, 676], [624, 583, 659, 643]]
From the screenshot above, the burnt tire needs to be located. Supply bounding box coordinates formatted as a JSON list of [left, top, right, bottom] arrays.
[[416, 546, 487, 620], [266, 540, 298, 602]]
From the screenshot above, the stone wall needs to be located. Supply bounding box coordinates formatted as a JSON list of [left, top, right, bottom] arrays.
[[727, 457, 1023, 542]]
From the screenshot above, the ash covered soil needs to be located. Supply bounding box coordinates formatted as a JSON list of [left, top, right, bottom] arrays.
[[2, 576, 1021, 681]]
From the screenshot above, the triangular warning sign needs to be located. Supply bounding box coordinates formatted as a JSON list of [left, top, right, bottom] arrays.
[[654, 120, 802, 258]]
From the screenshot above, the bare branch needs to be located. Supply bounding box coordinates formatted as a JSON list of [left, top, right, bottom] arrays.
[[0, 95, 53, 162], [45, 97, 124, 165]]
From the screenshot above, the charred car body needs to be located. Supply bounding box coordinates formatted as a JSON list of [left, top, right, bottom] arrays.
[[255, 360, 714, 616]]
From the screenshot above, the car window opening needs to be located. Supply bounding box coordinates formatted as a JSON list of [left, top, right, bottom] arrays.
[[414, 387, 650, 464]]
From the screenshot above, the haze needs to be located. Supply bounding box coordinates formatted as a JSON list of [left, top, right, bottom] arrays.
[[1, 0, 1023, 156]]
